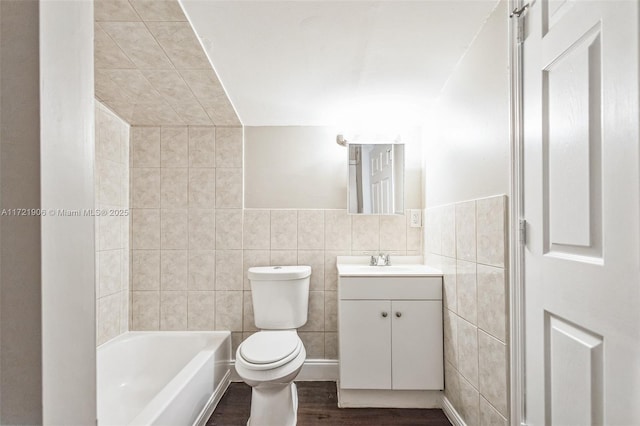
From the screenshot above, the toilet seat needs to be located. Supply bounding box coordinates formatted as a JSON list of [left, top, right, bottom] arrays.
[[238, 331, 303, 371]]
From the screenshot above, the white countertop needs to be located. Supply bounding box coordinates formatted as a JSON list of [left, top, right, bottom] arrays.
[[336, 256, 443, 277]]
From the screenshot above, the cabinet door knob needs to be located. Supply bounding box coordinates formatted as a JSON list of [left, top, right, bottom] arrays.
[[395, 312, 402, 318], [381, 312, 388, 318]]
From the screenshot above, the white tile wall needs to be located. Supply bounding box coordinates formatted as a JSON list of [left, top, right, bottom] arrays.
[[95, 102, 130, 346], [426, 195, 509, 425]]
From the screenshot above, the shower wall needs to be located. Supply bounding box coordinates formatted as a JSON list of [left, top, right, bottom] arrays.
[[95, 101, 131, 346]]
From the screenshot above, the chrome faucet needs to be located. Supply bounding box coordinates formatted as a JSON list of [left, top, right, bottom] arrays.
[[370, 253, 391, 266]]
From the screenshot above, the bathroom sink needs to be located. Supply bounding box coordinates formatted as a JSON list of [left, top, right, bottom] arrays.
[[337, 263, 442, 277]]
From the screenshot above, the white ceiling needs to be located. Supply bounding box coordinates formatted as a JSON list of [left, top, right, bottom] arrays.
[[180, 0, 500, 127]]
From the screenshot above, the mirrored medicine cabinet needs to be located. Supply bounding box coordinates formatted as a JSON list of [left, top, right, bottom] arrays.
[[347, 143, 405, 215]]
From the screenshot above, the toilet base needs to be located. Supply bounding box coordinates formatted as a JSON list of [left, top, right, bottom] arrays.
[[247, 382, 298, 426]]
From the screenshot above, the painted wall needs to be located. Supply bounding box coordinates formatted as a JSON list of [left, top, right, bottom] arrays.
[[245, 126, 423, 210], [0, 1, 42, 423], [422, 1, 510, 425], [40, 0, 97, 423], [423, 0, 509, 209], [95, 101, 131, 346]]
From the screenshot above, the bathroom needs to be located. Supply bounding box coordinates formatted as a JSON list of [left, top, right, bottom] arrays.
[[1, 0, 639, 425]]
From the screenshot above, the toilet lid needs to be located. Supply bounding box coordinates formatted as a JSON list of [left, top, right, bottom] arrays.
[[240, 331, 301, 365]]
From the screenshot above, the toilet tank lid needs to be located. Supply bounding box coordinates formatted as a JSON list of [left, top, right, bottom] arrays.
[[248, 265, 311, 281]]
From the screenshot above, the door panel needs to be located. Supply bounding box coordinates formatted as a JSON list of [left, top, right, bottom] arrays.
[[523, 1, 640, 424], [339, 300, 391, 389], [391, 300, 443, 390]]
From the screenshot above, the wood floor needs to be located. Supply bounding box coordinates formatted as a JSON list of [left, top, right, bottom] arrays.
[[207, 382, 452, 426]]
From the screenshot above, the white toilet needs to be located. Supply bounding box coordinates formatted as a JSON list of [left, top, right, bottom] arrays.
[[235, 265, 311, 426]]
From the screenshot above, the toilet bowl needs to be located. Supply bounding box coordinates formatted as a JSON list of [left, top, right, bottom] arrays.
[[234, 266, 311, 426]]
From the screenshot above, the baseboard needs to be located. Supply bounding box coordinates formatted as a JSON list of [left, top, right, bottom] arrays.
[[338, 388, 442, 409], [194, 369, 231, 426], [441, 396, 466, 426], [229, 359, 339, 382], [297, 359, 339, 381]]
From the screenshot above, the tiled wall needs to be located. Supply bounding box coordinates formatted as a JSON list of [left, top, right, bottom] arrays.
[[95, 101, 131, 346], [424, 195, 509, 426], [129, 138, 422, 361]]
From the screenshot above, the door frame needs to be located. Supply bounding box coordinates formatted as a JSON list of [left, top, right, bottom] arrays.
[[508, 0, 526, 425]]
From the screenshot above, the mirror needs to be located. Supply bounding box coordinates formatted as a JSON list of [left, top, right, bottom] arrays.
[[348, 144, 404, 215]]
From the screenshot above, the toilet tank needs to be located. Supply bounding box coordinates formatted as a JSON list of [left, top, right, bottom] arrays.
[[248, 265, 311, 329]]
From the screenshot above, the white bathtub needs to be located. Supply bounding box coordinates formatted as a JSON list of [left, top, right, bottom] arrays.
[[97, 331, 231, 426]]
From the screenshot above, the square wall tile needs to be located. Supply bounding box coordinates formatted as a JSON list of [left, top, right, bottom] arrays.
[[132, 291, 159, 330], [188, 250, 215, 291], [99, 249, 122, 297], [298, 210, 324, 249], [380, 214, 407, 251], [243, 250, 271, 290], [129, 0, 187, 21], [215, 168, 242, 208], [324, 251, 350, 291], [456, 260, 477, 325], [480, 397, 507, 426], [351, 215, 380, 252], [215, 209, 243, 249], [441, 256, 457, 313], [444, 361, 461, 410], [270, 250, 297, 266], [299, 291, 324, 332], [457, 317, 479, 387], [160, 249, 187, 290], [131, 168, 160, 208], [459, 374, 480, 426], [160, 209, 188, 249], [132, 249, 160, 290], [146, 22, 210, 69], [215, 291, 243, 331], [131, 127, 160, 167], [478, 330, 508, 417], [443, 308, 458, 368], [132, 209, 160, 249], [298, 332, 324, 359], [97, 293, 121, 345], [271, 210, 297, 249], [98, 209, 122, 250], [160, 168, 188, 208], [477, 264, 507, 342], [188, 209, 215, 250], [100, 22, 173, 69], [441, 204, 456, 258], [160, 126, 188, 167], [188, 126, 215, 167], [324, 210, 351, 250], [324, 291, 337, 332], [215, 250, 243, 290], [243, 210, 270, 249], [297, 250, 324, 291], [188, 291, 214, 330], [243, 291, 257, 332], [325, 332, 338, 360], [188, 168, 215, 208], [477, 196, 506, 268], [160, 291, 187, 330], [456, 201, 476, 262], [215, 127, 243, 168]]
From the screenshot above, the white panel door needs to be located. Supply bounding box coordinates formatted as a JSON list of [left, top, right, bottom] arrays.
[[391, 300, 443, 390], [523, 1, 640, 424], [370, 145, 393, 214], [339, 300, 392, 389]]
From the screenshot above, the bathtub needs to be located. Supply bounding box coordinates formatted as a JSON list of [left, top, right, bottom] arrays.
[[97, 331, 231, 426]]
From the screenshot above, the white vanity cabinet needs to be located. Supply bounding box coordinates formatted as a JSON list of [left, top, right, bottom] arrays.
[[336, 259, 444, 408]]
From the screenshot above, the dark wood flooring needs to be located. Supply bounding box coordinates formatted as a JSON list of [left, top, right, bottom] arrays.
[[207, 382, 452, 426]]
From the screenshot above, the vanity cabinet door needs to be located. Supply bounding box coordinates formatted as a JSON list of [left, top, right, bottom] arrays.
[[339, 300, 392, 389], [391, 300, 444, 390]]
